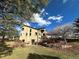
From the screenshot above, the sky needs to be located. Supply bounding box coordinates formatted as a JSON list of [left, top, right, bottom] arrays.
[[22, 0, 79, 32]]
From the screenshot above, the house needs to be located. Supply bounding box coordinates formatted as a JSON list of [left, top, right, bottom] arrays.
[[19, 25, 47, 45]]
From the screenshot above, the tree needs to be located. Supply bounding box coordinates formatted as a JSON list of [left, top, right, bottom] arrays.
[[74, 18, 79, 32], [0, 14, 21, 42], [61, 25, 73, 44], [0, 0, 49, 42], [73, 18, 79, 38], [0, 0, 48, 19], [51, 25, 73, 44]]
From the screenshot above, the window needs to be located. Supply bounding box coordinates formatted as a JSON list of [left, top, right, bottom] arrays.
[[26, 33, 28, 36], [39, 33, 41, 35], [35, 32, 37, 35], [20, 33, 22, 36], [43, 33, 45, 36], [22, 40, 25, 42], [30, 29, 32, 32], [29, 29, 32, 36], [22, 28, 24, 30], [30, 33, 31, 36], [41, 30, 44, 33]]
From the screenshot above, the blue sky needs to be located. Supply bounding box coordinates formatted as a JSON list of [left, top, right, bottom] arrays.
[[44, 0, 79, 31], [22, 0, 79, 32]]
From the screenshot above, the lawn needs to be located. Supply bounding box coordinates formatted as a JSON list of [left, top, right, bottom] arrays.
[[0, 45, 79, 59]]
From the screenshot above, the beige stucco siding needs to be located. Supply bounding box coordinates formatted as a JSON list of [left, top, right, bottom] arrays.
[[19, 25, 47, 45], [20, 26, 39, 44], [30, 29, 37, 42], [20, 26, 29, 42]]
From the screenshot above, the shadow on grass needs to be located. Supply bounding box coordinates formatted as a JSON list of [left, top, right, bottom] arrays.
[[27, 53, 61, 59], [0, 42, 13, 58]]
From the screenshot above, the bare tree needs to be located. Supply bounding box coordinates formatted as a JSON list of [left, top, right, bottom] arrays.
[[50, 24, 73, 44]]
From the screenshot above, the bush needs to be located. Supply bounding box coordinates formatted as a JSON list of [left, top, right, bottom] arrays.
[[11, 40, 26, 48]]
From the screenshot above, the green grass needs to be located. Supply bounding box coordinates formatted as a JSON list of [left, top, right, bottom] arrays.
[[0, 45, 79, 59]]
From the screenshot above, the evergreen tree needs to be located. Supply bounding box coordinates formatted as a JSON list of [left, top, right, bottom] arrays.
[[74, 18, 79, 32], [0, 13, 21, 42], [0, 0, 48, 42], [0, 0, 48, 19]]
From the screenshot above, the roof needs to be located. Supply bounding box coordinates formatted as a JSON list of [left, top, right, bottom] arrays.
[[23, 24, 43, 30], [23, 24, 47, 32]]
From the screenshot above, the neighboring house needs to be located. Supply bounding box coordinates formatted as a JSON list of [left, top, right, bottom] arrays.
[[19, 25, 47, 45]]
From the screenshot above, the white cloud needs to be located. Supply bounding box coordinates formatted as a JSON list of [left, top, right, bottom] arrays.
[[62, 0, 68, 4], [24, 22, 30, 26], [40, 9, 49, 16], [48, 15, 63, 22], [45, 12, 48, 15], [32, 13, 51, 26], [41, 9, 45, 14], [26, 22, 30, 26]]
